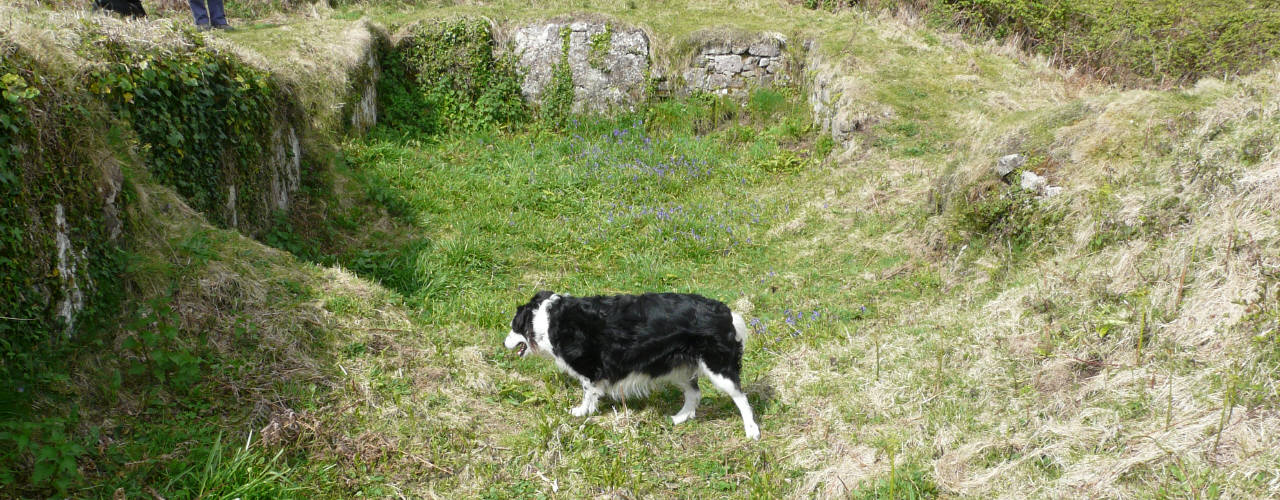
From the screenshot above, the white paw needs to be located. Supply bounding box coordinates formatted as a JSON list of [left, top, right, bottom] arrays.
[[671, 412, 694, 425], [570, 405, 594, 417], [744, 423, 760, 440]]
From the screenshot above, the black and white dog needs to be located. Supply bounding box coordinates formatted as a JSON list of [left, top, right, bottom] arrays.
[[503, 291, 760, 439]]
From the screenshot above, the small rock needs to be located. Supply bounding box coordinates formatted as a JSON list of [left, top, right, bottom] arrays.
[[706, 73, 731, 89], [710, 55, 743, 74], [1020, 170, 1048, 192], [683, 69, 706, 88], [748, 40, 782, 57], [996, 153, 1025, 177], [703, 43, 732, 55], [1042, 185, 1063, 197]]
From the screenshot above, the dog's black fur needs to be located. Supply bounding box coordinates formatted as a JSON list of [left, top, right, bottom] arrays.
[[505, 291, 759, 439], [94, 0, 146, 18], [517, 291, 743, 383]]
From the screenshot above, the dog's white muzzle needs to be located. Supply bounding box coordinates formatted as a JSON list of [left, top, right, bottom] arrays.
[[504, 331, 530, 356]]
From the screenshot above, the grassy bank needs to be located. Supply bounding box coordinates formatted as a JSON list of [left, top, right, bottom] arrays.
[[810, 0, 1280, 85]]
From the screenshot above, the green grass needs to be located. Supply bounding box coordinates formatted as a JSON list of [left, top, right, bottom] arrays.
[[285, 92, 896, 496]]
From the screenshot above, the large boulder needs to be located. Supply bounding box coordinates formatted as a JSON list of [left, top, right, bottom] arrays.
[[512, 18, 650, 113]]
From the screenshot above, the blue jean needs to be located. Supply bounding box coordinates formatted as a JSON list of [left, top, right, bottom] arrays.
[[189, 0, 226, 27]]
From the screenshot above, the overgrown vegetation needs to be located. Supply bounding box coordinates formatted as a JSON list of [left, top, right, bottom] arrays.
[[86, 31, 287, 231], [809, 0, 1280, 85], [0, 23, 325, 496], [0, 42, 131, 495], [541, 26, 577, 128], [378, 18, 527, 135]]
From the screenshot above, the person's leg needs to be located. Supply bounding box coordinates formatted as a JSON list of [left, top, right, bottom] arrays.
[[207, 0, 228, 27], [188, 0, 210, 27]]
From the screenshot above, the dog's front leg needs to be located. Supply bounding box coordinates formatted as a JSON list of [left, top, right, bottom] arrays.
[[570, 379, 602, 417]]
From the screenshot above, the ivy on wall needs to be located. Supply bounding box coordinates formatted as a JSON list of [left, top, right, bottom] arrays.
[[378, 18, 528, 134], [86, 33, 280, 230], [1, 29, 320, 493], [0, 43, 128, 494], [539, 26, 576, 129], [0, 49, 52, 369]]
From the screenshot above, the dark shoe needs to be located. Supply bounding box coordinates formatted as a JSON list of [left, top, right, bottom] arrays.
[[213, 24, 234, 31]]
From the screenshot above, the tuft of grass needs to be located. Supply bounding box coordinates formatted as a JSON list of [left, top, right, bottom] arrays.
[[165, 433, 306, 499]]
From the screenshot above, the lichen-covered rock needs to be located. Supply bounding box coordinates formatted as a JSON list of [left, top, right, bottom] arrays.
[[808, 54, 883, 145], [709, 54, 744, 74], [996, 154, 1026, 177], [512, 19, 650, 113], [1019, 170, 1063, 198], [349, 50, 379, 134], [269, 125, 302, 213], [748, 39, 782, 57]]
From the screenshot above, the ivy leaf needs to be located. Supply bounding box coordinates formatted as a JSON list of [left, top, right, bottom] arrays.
[[166, 130, 184, 146]]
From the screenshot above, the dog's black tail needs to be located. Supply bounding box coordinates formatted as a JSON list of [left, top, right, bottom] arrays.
[[731, 312, 748, 344]]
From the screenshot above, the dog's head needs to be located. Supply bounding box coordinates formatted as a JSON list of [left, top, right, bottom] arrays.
[[504, 291, 555, 357]]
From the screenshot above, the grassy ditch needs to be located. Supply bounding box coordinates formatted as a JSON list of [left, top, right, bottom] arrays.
[[5, 3, 1280, 497]]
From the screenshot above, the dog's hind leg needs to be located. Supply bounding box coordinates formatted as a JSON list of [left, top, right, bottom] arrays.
[[698, 361, 760, 440], [571, 379, 603, 417], [671, 373, 701, 425]]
